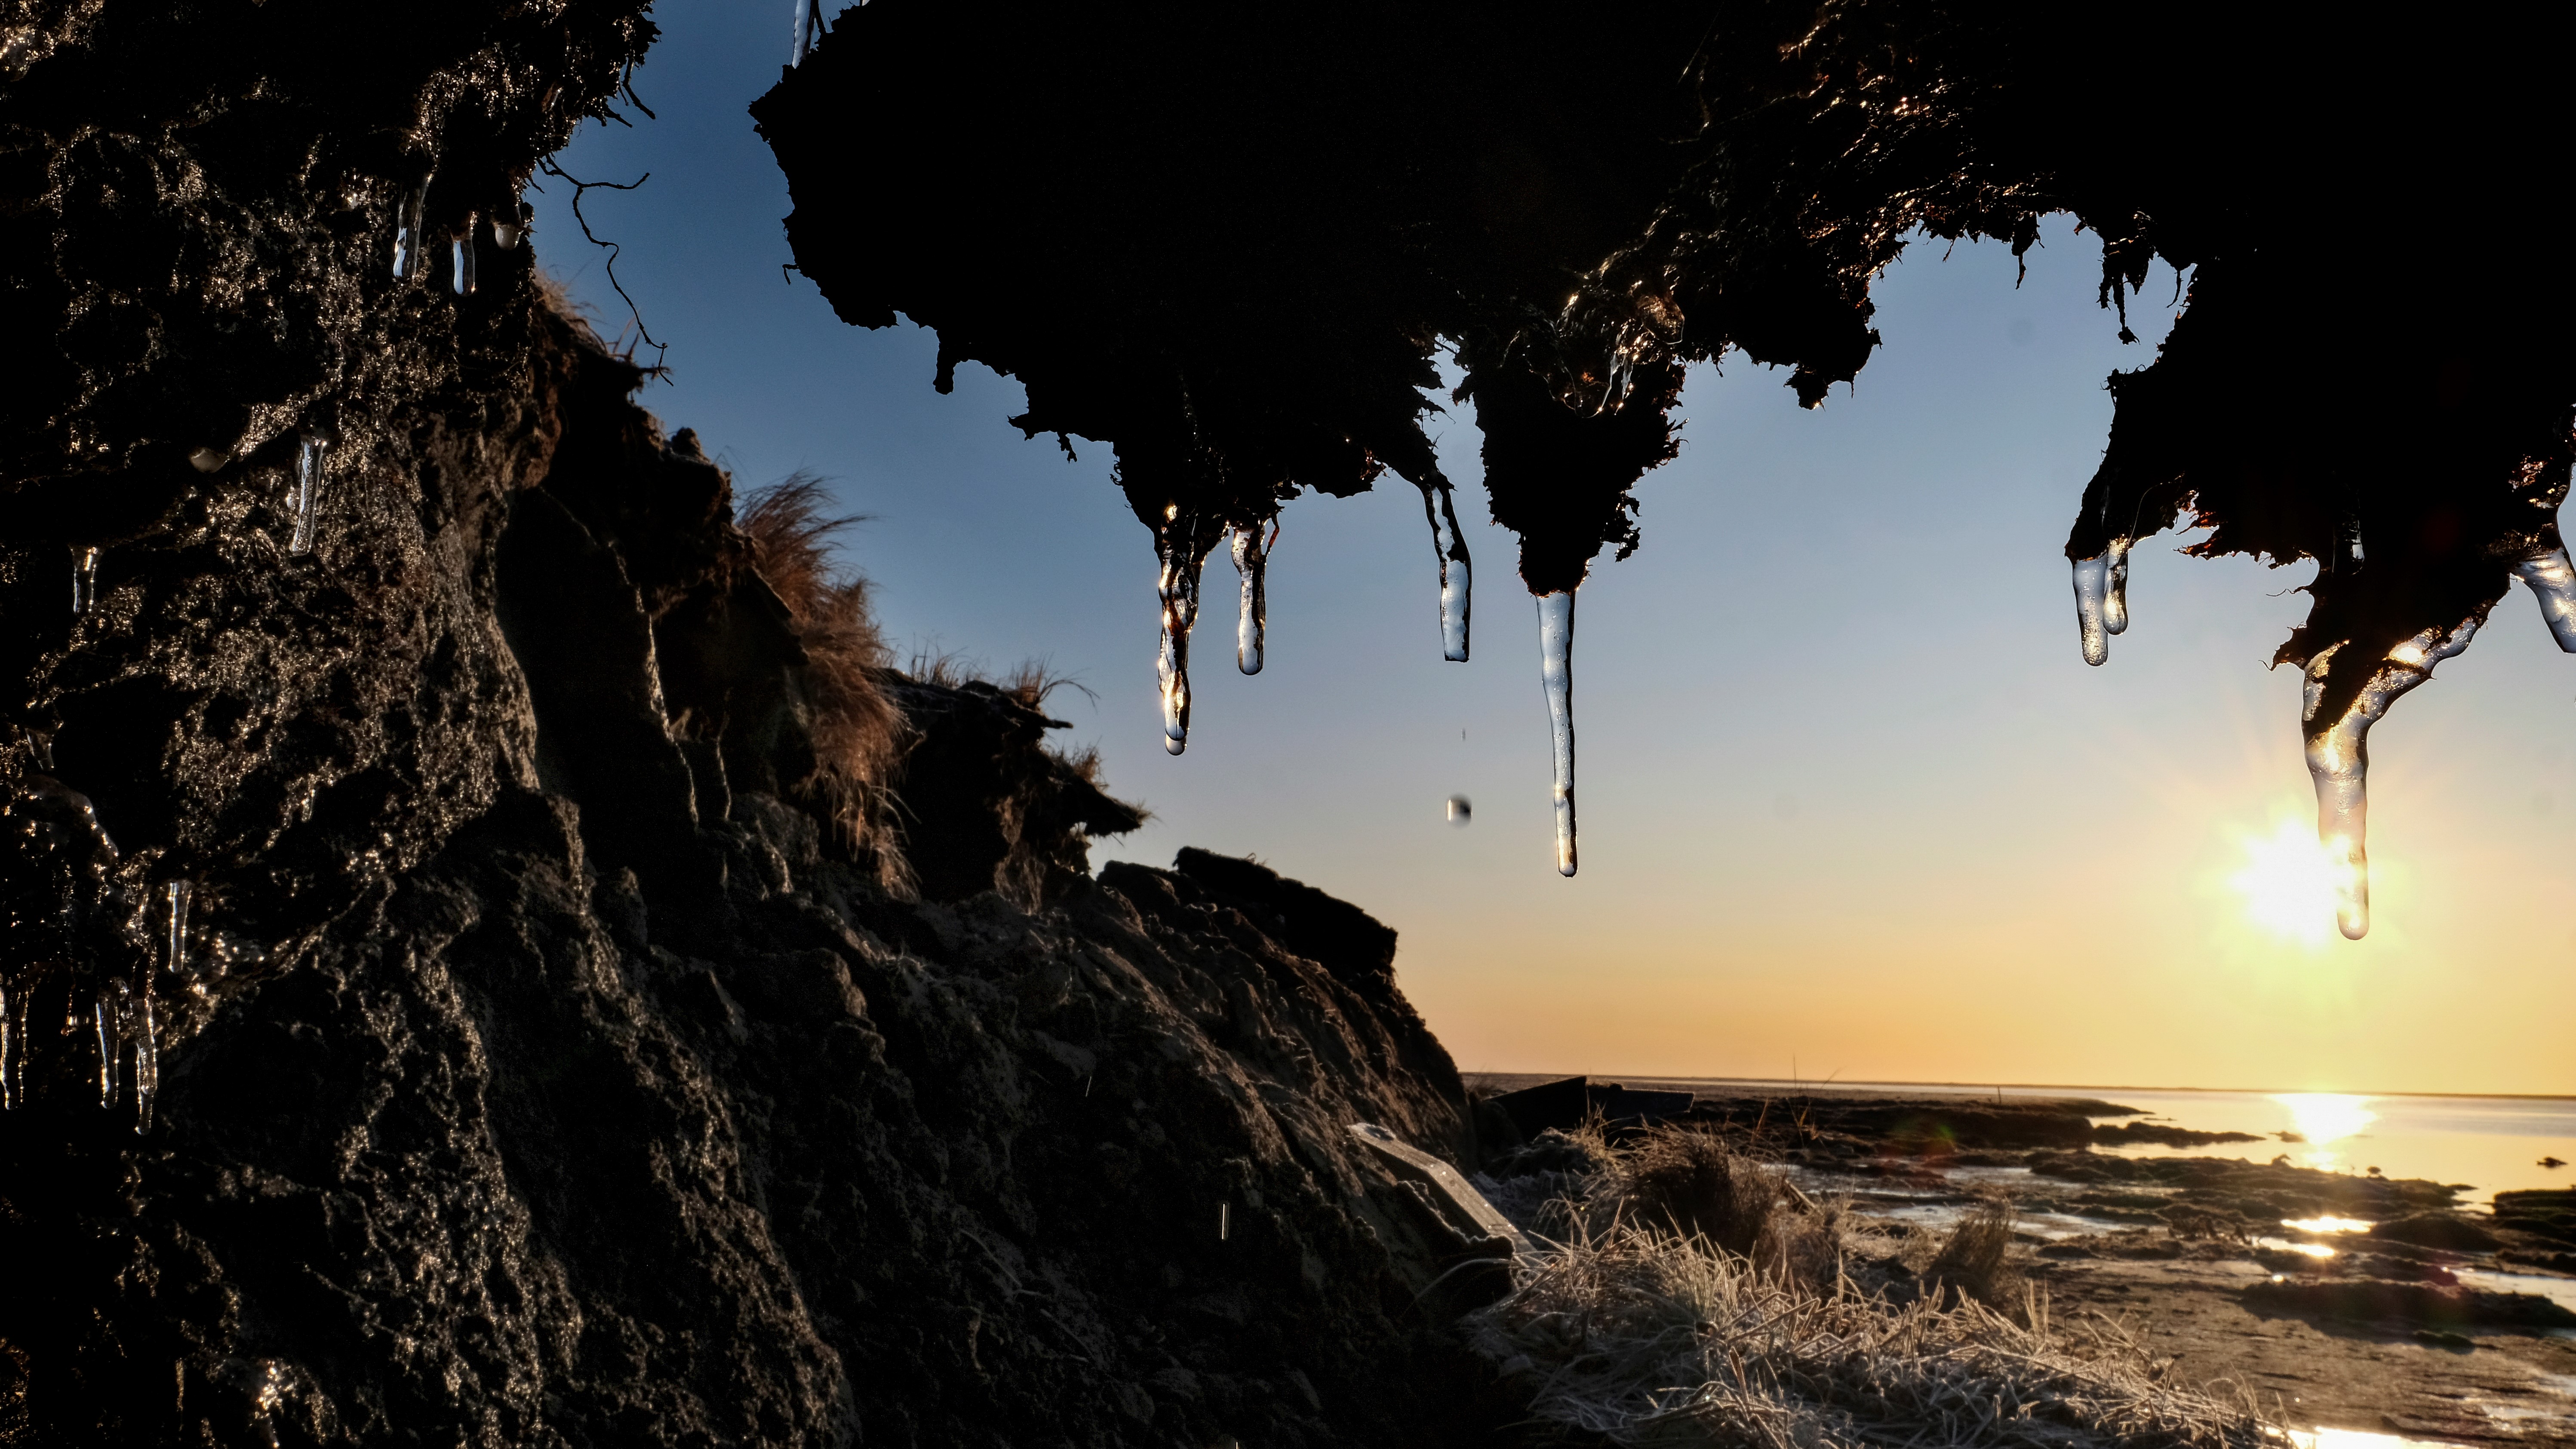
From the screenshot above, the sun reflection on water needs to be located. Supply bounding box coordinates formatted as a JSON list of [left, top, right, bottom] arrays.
[[2274, 1093, 2377, 1172]]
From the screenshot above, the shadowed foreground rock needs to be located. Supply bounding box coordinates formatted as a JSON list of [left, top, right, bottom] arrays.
[[0, 6, 1512, 1438]]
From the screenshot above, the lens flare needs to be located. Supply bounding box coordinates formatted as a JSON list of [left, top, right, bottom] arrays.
[[2230, 817, 2345, 946], [2273, 1093, 2376, 1172]]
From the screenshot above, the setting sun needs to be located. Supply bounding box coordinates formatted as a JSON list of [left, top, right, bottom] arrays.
[[2230, 818, 2343, 945]]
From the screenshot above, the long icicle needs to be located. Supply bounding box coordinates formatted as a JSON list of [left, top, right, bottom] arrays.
[[1537, 591, 1576, 876], [2071, 554, 2112, 665], [291, 435, 329, 556], [2302, 620, 2478, 939], [2102, 537, 2133, 636], [2512, 549, 2576, 651], [70, 545, 98, 616], [1155, 512, 1212, 754], [1421, 482, 1473, 661], [1230, 521, 1272, 675]]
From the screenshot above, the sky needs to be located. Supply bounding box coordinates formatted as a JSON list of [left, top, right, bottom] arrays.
[[527, 0, 2576, 1098]]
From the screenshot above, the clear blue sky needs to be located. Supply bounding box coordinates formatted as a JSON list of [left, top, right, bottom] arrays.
[[529, 0, 2576, 1095]]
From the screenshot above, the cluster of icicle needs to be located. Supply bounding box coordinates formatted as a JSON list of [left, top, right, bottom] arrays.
[[0, 770, 190, 1134], [1146, 477, 1527, 829], [2072, 538, 2576, 939]]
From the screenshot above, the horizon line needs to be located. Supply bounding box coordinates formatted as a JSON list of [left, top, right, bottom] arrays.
[[1457, 1071, 2576, 1104]]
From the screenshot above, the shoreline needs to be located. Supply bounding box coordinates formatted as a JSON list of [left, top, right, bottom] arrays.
[[1468, 1072, 2576, 1105]]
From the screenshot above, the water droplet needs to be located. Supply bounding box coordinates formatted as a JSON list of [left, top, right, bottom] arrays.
[[1230, 521, 1272, 676], [2513, 549, 2576, 652], [188, 446, 228, 474], [2302, 619, 2479, 939], [1419, 481, 1472, 662], [1537, 591, 1576, 876], [69, 545, 98, 616], [290, 435, 328, 556], [1445, 794, 1472, 826], [2071, 554, 2110, 665]]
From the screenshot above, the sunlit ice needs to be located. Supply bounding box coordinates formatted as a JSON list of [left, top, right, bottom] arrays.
[[2229, 817, 2349, 946]]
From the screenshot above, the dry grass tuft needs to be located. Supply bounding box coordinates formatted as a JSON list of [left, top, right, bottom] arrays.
[[1924, 1198, 2023, 1312], [1471, 1224, 2273, 1449], [737, 474, 909, 889]]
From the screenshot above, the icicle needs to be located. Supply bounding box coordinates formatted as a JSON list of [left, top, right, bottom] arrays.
[[2102, 538, 2133, 636], [1155, 512, 1211, 754], [2512, 550, 2576, 652], [290, 435, 328, 556], [1420, 482, 1473, 661], [1230, 522, 1270, 675], [2071, 555, 2111, 665], [70, 545, 98, 616], [136, 880, 183, 1132], [94, 988, 121, 1108], [1537, 591, 1576, 876], [392, 175, 432, 282], [2302, 620, 2479, 940], [790, 0, 824, 64], [450, 215, 477, 296], [494, 202, 527, 251]]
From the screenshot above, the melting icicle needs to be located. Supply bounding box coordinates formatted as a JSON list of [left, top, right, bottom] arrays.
[[290, 435, 328, 556], [494, 202, 528, 251], [1230, 522, 1270, 675], [1155, 516, 1209, 754], [1420, 483, 1473, 662], [2071, 555, 2111, 665], [2102, 538, 2133, 636], [2302, 620, 2479, 940], [70, 545, 98, 616], [450, 215, 477, 296], [2512, 550, 2576, 652], [1537, 591, 1576, 876], [790, 0, 824, 63], [94, 988, 121, 1108], [392, 175, 432, 282]]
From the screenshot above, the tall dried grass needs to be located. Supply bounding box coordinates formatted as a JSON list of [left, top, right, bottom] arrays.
[[1472, 1226, 2271, 1449], [736, 474, 909, 889], [1469, 1125, 2270, 1449]]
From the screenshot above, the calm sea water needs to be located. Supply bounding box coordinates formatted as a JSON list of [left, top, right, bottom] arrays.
[[1605, 1077, 2576, 1206]]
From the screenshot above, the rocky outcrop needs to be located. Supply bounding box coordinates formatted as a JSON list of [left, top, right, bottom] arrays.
[[0, 8, 1514, 1438]]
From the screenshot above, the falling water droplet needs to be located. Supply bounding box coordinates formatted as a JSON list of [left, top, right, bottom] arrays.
[[2301, 620, 2479, 940], [2513, 550, 2576, 652], [1537, 591, 1576, 876], [2102, 538, 2133, 636], [392, 175, 433, 282], [290, 435, 328, 556], [1419, 482, 1473, 662], [450, 215, 477, 296], [2071, 555, 2111, 666], [1445, 795, 1472, 827], [1155, 516, 1212, 754], [70, 545, 98, 616], [1230, 522, 1271, 676]]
